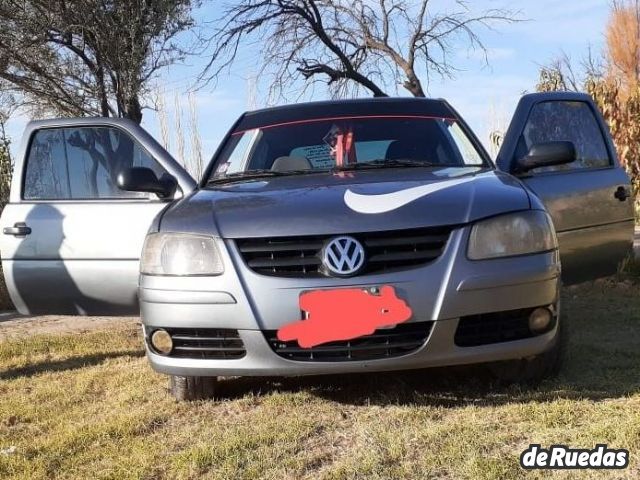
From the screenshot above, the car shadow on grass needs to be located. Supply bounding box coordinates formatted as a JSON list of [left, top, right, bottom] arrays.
[[217, 281, 640, 407], [0, 350, 144, 380]]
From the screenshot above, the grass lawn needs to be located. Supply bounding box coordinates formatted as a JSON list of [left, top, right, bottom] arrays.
[[0, 280, 639, 479]]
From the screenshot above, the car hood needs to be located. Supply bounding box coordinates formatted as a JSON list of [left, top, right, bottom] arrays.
[[160, 167, 531, 238]]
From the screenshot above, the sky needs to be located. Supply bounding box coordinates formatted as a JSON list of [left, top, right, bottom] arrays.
[[5, 0, 610, 167]]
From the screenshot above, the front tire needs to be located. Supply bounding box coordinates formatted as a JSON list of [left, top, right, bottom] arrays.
[[490, 322, 563, 385], [169, 375, 218, 401]]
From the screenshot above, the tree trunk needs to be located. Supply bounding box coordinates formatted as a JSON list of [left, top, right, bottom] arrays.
[[125, 96, 143, 124], [403, 72, 426, 97]]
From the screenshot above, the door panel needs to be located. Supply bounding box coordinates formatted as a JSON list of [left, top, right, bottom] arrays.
[[556, 220, 635, 284], [1, 202, 167, 314], [524, 168, 634, 283], [497, 92, 635, 284], [0, 119, 195, 315]]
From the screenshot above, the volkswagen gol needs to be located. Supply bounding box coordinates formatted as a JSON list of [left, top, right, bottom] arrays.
[[1, 93, 634, 400]]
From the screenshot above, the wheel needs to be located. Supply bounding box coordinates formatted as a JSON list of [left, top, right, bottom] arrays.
[[489, 321, 563, 385], [169, 375, 218, 401]]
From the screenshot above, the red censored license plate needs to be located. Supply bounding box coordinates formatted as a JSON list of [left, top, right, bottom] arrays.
[[276, 285, 412, 348]]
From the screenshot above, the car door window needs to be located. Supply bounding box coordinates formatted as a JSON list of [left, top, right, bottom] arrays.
[[24, 126, 167, 200], [517, 101, 611, 173]]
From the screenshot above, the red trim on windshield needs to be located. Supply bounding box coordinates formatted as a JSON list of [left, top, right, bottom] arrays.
[[231, 114, 457, 136]]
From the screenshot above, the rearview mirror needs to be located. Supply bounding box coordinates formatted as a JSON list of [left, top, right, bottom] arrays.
[[514, 141, 576, 173], [117, 167, 177, 199]]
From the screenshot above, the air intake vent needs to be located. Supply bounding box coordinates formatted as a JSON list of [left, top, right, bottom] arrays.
[[454, 309, 539, 347], [264, 321, 433, 362], [150, 328, 246, 359], [236, 226, 454, 277]]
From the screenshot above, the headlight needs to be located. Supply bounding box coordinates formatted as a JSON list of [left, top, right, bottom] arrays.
[[141, 233, 224, 276], [468, 211, 557, 260]]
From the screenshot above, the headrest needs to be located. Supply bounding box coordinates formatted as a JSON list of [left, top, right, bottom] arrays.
[[386, 140, 425, 160], [271, 156, 313, 171]]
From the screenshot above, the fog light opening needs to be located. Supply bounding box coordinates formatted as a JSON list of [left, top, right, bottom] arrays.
[[150, 329, 173, 355], [528, 307, 553, 334]]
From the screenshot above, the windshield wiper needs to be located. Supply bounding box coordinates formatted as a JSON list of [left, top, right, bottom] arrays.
[[332, 159, 458, 171], [208, 159, 466, 184], [207, 169, 316, 185]]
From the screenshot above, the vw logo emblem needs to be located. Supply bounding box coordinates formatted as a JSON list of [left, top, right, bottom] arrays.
[[322, 236, 366, 276]]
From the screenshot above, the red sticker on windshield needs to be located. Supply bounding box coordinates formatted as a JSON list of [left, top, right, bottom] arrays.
[[277, 286, 412, 348]]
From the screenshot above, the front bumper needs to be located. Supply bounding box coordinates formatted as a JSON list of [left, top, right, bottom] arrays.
[[140, 226, 561, 377], [144, 319, 558, 377]]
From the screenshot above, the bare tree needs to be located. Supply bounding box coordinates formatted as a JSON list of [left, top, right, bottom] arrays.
[[0, 0, 197, 124], [154, 89, 204, 179], [156, 89, 172, 152], [201, 0, 518, 99], [187, 91, 204, 180], [536, 49, 606, 94], [173, 94, 186, 165]]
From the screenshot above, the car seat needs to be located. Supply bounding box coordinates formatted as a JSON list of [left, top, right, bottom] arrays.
[[271, 156, 313, 171]]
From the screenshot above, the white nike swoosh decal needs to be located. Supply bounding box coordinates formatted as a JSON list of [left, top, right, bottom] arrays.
[[344, 177, 475, 214]]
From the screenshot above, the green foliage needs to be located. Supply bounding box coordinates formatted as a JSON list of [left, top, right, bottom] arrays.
[[0, 123, 12, 310], [0, 124, 11, 211], [536, 67, 570, 92]]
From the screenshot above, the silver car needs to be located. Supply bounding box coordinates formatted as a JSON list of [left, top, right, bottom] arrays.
[[1, 93, 634, 400]]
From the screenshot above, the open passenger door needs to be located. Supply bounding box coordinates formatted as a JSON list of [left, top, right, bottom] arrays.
[[0, 118, 196, 315], [497, 92, 635, 284]]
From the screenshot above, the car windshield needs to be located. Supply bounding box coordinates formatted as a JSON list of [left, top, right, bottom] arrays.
[[207, 115, 487, 183]]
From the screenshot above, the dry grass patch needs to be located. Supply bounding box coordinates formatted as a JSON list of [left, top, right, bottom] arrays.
[[0, 280, 639, 479]]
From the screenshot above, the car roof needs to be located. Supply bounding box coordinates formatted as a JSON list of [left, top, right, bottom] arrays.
[[236, 97, 456, 132]]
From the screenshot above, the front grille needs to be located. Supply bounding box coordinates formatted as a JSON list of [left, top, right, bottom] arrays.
[[235, 226, 454, 277], [149, 328, 246, 359], [264, 321, 433, 362], [454, 308, 540, 347]]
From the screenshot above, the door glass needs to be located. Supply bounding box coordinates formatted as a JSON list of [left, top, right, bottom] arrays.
[[519, 101, 611, 173], [24, 126, 167, 200]]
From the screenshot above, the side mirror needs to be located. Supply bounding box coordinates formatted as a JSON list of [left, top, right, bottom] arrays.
[[514, 141, 576, 173], [117, 167, 177, 199]]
